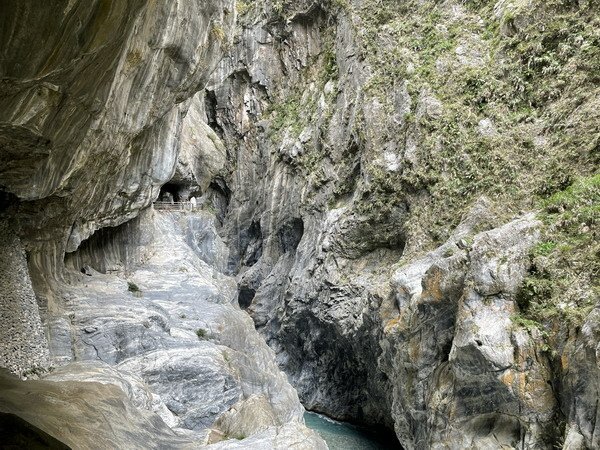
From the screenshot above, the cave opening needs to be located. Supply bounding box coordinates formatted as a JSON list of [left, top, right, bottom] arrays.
[[278, 217, 304, 253], [159, 182, 188, 203], [238, 287, 256, 309], [63, 220, 135, 275], [0, 190, 18, 215]]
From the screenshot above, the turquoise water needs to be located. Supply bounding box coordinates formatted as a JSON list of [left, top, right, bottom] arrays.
[[304, 411, 402, 450]]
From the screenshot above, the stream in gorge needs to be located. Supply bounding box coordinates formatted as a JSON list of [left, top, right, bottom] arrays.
[[304, 412, 402, 449]]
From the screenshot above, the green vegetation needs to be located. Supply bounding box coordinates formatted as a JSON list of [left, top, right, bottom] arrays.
[[347, 0, 599, 326], [511, 313, 542, 332], [349, 0, 599, 250], [517, 174, 599, 327], [266, 32, 339, 176], [261, 0, 598, 325], [127, 281, 141, 293], [268, 91, 305, 140], [211, 24, 226, 42], [196, 328, 209, 340], [532, 241, 558, 257], [235, 0, 252, 16], [329, 0, 350, 10], [223, 432, 247, 441], [442, 247, 455, 258], [511, 313, 554, 354]]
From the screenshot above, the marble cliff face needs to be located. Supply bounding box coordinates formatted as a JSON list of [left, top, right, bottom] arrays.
[[1, 0, 599, 449]]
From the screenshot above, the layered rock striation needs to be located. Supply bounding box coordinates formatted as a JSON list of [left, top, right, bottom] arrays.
[[0, 1, 325, 448], [204, 0, 599, 448], [0, 0, 598, 449], [0, 0, 234, 281]]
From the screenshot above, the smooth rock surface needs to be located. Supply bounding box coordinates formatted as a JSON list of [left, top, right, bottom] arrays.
[[48, 208, 322, 446], [1, 0, 598, 449], [0, 369, 195, 450], [0, 0, 235, 284]]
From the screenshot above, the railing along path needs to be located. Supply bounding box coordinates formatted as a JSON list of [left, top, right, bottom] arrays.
[[153, 201, 196, 211]]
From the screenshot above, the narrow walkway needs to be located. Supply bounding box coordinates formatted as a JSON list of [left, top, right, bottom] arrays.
[[153, 201, 195, 212]]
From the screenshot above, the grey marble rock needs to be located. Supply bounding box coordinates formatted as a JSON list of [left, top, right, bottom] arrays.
[[0, 0, 235, 284], [0, 368, 196, 450], [1, 1, 597, 449], [44, 209, 323, 447], [200, 3, 595, 448]]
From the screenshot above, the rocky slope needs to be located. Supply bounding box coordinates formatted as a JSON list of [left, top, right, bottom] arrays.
[[50, 208, 324, 447], [0, 0, 598, 449]]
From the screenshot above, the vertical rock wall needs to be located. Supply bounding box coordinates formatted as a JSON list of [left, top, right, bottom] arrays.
[[204, 0, 599, 448], [0, 0, 598, 448]]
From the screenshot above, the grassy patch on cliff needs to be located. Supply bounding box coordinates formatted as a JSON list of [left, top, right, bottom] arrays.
[[517, 174, 599, 327], [345, 0, 599, 254], [337, 0, 599, 329], [265, 29, 338, 176]]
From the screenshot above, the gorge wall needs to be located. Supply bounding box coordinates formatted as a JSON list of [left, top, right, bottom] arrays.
[[0, 0, 234, 282], [206, 0, 599, 448], [0, 0, 599, 449]]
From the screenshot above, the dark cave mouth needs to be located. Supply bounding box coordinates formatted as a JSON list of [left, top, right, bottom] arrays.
[[158, 177, 212, 204], [158, 182, 190, 203], [0, 189, 19, 214], [237, 286, 256, 309]]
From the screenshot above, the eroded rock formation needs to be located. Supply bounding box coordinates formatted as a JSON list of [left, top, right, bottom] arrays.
[[1, 0, 234, 277], [0, 1, 325, 448], [1, 0, 599, 449], [203, 0, 599, 448]]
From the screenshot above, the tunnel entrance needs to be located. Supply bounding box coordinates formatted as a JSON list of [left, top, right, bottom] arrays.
[[159, 182, 188, 203]]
